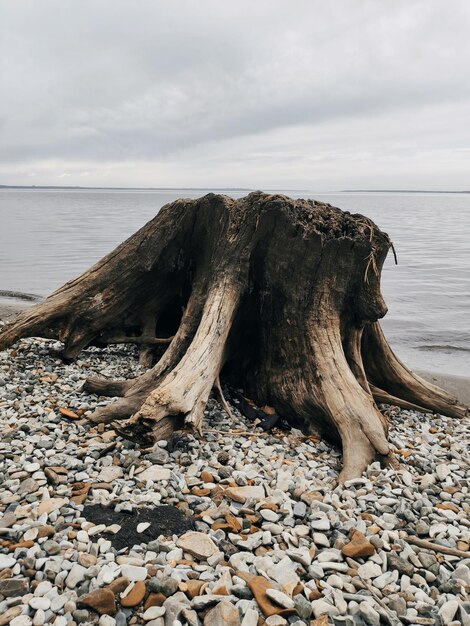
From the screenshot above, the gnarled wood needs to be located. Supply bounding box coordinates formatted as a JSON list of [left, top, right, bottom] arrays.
[[0, 192, 466, 481]]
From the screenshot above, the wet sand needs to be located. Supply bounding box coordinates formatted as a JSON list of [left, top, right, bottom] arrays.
[[0, 302, 30, 320], [1, 302, 469, 407]]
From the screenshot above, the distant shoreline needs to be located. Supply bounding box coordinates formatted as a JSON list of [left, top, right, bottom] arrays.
[[1, 185, 469, 193]]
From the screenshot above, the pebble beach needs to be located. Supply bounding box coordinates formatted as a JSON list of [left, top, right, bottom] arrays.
[[0, 325, 469, 626]]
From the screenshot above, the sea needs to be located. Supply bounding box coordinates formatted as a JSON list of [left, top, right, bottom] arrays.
[[1, 188, 469, 377]]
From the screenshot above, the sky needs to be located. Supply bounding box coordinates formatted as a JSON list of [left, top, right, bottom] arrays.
[[1, 0, 470, 190]]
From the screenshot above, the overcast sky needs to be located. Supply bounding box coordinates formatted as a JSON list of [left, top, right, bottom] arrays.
[[1, 0, 469, 189]]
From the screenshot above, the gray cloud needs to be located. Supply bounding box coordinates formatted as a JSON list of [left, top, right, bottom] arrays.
[[1, 0, 470, 187]]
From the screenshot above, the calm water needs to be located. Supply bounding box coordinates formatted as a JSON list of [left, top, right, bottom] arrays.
[[1, 189, 469, 376]]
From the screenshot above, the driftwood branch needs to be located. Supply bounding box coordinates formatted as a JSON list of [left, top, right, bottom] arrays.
[[405, 535, 470, 559]]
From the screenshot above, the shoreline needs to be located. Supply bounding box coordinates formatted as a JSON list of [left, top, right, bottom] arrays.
[[2, 302, 469, 407]]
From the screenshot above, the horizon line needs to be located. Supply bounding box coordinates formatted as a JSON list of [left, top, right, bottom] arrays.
[[1, 184, 469, 194]]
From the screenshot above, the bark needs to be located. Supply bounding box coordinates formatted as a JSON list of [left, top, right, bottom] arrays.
[[0, 192, 466, 481]]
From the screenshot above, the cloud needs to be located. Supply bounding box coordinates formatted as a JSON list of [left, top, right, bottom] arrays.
[[1, 0, 470, 187]]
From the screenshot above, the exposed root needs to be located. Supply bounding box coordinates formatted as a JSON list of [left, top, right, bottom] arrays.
[[99, 334, 173, 345], [405, 536, 470, 559], [87, 396, 143, 424], [363, 322, 467, 419], [370, 384, 430, 414], [122, 275, 242, 444], [215, 375, 234, 420], [83, 377, 131, 397]]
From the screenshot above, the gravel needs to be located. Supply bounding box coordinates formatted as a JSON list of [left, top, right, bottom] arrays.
[[0, 333, 469, 625]]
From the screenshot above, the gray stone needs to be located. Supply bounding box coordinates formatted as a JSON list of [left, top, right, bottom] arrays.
[[357, 562, 382, 580], [138, 466, 171, 482], [0, 554, 16, 569], [73, 609, 91, 623], [438, 600, 459, 625], [415, 521, 430, 536], [115, 611, 127, 626], [160, 577, 179, 597], [452, 564, 470, 585], [418, 553, 437, 569], [146, 448, 170, 465], [162, 592, 190, 625], [293, 502, 307, 517], [0, 578, 29, 597], [143, 607, 166, 620], [65, 563, 87, 589], [386, 594, 406, 616], [240, 609, 259, 626], [311, 599, 339, 618], [177, 532, 218, 560], [387, 554, 414, 577], [358, 601, 380, 625], [294, 593, 312, 620], [204, 601, 240, 626], [265, 589, 295, 609]]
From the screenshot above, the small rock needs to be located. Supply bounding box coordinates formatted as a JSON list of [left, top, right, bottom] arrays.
[[265, 617, 287, 626], [120, 564, 148, 582], [438, 600, 459, 625], [452, 564, 470, 585], [0, 607, 23, 626], [65, 563, 88, 589], [107, 576, 130, 595], [146, 448, 169, 465], [121, 581, 146, 607], [143, 606, 166, 621], [160, 578, 179, 597], [138, 466, 171, 482], [29, 597, 50, 611], [37, 497, 67, 515], [137, 522, 151, 533], [0, 578, 29, 597], [310, 517, 330, 531], [78, 553, 98, 567], [78, 588, 116, 615], [415, 520, 430, 536], [0, 554, 17, 569], [241, 608, 259, 626], [387, 554, 414, 577], [265, 589, 295, 609], [217, 451, 230, 465], [162, 591, 191, 623], [358, 601, 380, 626], [260, 509, 279, 522], [204, 601, 240, 626], [357, 562, 382, 580], [98, 466, 124, 482], [177, 531, 218, 560], [10, 616, 33, 626], [341, 530, 375, 558], [311, 599, 338, 618], [225, 485, 265, 503], [435, 463, 450, 481]]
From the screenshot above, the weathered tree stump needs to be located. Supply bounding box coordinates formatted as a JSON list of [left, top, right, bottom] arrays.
[[1, 192, 466, 480]]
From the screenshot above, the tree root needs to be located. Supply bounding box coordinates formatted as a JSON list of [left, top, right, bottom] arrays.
[[363, 322, 467, 419], [0, 192, 467, 481], [214, 375, 234, 421]]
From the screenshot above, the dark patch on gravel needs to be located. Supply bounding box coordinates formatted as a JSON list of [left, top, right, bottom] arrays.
[[83, 504, 196, 551]]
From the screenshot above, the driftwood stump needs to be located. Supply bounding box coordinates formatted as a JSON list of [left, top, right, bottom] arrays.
[[0, 192, 466, 480]]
